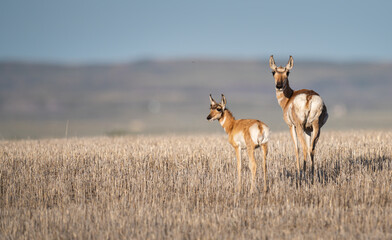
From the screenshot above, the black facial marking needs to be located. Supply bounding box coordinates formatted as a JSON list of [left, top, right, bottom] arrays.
[[210, 105, 222, 111]]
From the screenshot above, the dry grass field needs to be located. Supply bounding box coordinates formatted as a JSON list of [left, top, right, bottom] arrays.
[[1, 130, 391, 239]]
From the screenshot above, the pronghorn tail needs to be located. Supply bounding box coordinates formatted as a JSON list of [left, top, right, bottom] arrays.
[[259, 123, 270, 145]]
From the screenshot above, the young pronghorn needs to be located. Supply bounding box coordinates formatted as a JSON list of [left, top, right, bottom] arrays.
[[269, 55, 328, 181], [207, 94, 270, 193]]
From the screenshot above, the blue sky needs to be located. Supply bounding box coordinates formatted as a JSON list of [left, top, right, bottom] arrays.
[[1, 0, 391, 63]]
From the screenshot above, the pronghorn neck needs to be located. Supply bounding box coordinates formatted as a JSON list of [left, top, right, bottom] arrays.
[[219, 109, 235, 134], [276, 81, 294, 109]]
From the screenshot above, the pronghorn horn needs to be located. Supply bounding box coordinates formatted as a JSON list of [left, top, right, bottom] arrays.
[[286, 56, 294, 70], [269, 55, 277, 70]]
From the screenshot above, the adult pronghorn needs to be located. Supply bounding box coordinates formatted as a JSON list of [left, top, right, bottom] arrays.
[[269, 55, 328, 181], [207, 94, 270, 193]]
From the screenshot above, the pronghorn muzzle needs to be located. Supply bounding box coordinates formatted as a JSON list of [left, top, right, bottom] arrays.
[[276, 81, 284, 90]]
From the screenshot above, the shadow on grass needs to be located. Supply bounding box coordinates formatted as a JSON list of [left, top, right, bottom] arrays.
[[279, 154, 391, 186], [348, 155, 391, 172]]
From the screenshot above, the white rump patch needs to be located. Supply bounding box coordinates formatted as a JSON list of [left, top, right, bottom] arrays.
[[293, 94, 308, 122], [308, 95, 323, 124], [249, 124, 260, 145], [261, 125, 270, 144], [292, 93, 325, 127], [249, 123, 269, 145]]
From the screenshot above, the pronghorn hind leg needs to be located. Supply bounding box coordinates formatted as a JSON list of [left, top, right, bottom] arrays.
[[295, 125, 308, 176], [262, 143, 268, 193], [247, 144, 257, 193], [305, 130, 313, 183], [310, 121, 321, 182], [289, 126, 300, 177], [235, 146, 242, 193]]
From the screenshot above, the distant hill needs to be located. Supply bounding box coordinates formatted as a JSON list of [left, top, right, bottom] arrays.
[[1, 59, 391, 139]]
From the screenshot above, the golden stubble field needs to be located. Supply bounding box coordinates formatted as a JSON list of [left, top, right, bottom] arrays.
[[1, 130, 391, 239]]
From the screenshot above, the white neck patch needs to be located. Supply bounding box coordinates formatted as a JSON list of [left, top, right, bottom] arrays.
[[220, 115, 226, 126], [277, 94, 285, 105]]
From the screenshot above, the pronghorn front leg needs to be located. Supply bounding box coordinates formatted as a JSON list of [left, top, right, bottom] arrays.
[[235, 146, 242, 193]]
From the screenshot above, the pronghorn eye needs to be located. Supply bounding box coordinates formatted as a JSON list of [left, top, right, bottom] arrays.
[[217, 107, 222, 112]]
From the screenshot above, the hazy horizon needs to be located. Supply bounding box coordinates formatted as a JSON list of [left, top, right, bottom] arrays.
[[1, 59, 391, 139]]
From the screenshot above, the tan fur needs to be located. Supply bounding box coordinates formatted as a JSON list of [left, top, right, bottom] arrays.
[[207, 94, 269, 193], [269, 55, 328, 182]]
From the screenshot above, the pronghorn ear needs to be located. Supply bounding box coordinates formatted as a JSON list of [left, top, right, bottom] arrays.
[[269, 55, 277, 70], [221, 94, 226, 110], [209, 94, 217, 106], [286, 56, 293, 70]]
